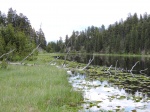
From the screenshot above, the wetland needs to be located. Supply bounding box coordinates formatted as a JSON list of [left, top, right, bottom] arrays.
[[60, 54, 150, 112]]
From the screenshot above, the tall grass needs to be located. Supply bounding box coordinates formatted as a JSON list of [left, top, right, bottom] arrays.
[[0, 64, 82, 112]]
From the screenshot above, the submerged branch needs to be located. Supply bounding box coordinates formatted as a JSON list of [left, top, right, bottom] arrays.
[[140, 68, 148, 75], [105, 65, 112, 75]]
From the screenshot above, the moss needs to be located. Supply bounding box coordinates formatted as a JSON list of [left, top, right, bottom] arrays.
[[117, 96, 126, 100]]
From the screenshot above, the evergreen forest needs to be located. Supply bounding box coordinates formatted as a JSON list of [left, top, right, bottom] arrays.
[[47, 13, 150, 55], [0, 8, 46, 61]]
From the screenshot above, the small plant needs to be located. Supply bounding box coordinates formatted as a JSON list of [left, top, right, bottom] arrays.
[[0, 59, 8, 69]]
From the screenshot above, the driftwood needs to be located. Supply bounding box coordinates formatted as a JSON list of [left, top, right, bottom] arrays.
[[20, 44, 40, 64], [0, 49, 15, 59], [9, 62, 35, 66]]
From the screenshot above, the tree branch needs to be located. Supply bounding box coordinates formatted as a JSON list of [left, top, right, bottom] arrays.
[[130, 61, 139, 77], [115, 60, 118, 75], [20, 44, 40, 64], [105, 65, 112, 75], [0, 49, 15, 59], [140, 68, 148, 75], [81, 54, 94, 70], [62, 49, 71, 67]]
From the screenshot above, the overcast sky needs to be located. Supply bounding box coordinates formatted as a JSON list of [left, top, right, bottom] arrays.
[[1, 0, 150, 42]]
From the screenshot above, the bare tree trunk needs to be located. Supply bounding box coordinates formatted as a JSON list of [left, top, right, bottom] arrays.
[[20, 44, 40, 64], [115, 60, 118, 75], [81, 54, 94, 70], [62, 49, 70, 67], [0, 49, 15, 59]]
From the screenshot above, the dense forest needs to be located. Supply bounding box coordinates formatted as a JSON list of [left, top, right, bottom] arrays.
[[0, 8, 46, 61], [47, 13, 150, 55]]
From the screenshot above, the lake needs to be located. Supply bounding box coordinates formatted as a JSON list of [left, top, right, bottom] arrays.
[[63, 54, 150, 76], [62, 54, 150, 111], [68, 71, 150, 112]]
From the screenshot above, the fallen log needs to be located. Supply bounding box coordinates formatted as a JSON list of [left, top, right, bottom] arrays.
[[20, 44, 40, 64], [0, 49, 15, 59]]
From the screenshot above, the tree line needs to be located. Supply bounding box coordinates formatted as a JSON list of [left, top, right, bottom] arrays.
[[0, 8, 46, 61], [47, 13, 150, 55]]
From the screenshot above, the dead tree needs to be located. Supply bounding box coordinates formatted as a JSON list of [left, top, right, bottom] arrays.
[[130, 61, 139, 77], [62, 49, 71, 67], [140, 68, 148, 75], [0, 49, 15, 59], [81, 54, 94, 70], [62, 40, 71, 67], [115, 60, 118, 75], [104, 65, 112, 75], [20, 44, 40, 64]]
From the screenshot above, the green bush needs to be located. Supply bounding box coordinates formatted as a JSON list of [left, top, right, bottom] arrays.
[[0, 59, 8, 69]]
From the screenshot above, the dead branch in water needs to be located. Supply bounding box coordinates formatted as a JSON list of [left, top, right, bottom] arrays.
[[115, 60, 118, 75], [0, 49, 15, 59], [62, 49, 71, 67], [130, 61, 139, 77], [140, 68, 148, 75], [62, 40, 72, 67], [20, 44, 40, 64], [104, 65, 112, 75], [81, 54, 94, 70]]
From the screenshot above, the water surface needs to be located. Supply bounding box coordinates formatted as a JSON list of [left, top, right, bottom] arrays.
[[63, 54, 150, 76], [68, 71, 150, 112]]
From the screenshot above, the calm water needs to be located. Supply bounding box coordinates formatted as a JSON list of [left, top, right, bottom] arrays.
[[67, 71, 150, 112], [62, 54, 150, 111], [63, 54, 150, 76]]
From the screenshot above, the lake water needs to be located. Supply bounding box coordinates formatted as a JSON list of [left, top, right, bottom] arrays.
[[67, 71, 150, 112], [64, 54, 150, 76], [62, 54, 150, 111]]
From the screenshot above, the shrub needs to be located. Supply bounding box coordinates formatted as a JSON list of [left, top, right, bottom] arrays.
[[0, 59, 8, 69]]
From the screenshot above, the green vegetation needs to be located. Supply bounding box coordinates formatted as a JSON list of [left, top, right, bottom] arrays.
[[0, 54, 83, 112], [0, 8, 46, 61], [47, 13, 150, 55]]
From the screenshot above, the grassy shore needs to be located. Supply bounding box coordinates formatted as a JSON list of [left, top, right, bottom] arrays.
[[0, 59, 82, 112]]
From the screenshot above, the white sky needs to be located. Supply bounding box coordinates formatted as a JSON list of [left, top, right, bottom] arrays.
[[0, 0, 150, 42]]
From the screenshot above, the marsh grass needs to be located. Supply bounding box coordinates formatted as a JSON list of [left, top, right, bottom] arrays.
[[0, 61, 82, 112]]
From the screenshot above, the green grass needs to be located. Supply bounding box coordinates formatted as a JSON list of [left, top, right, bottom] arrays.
[[0, 63, 82, 112]]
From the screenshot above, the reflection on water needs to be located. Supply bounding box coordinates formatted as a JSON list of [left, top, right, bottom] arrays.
[[62, 54, 150, 76], [68, 71, 150, 112]]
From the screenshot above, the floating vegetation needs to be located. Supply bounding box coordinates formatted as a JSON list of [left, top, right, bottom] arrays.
[[53, 54, 150, 111], [68, 71, 150, 112]]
